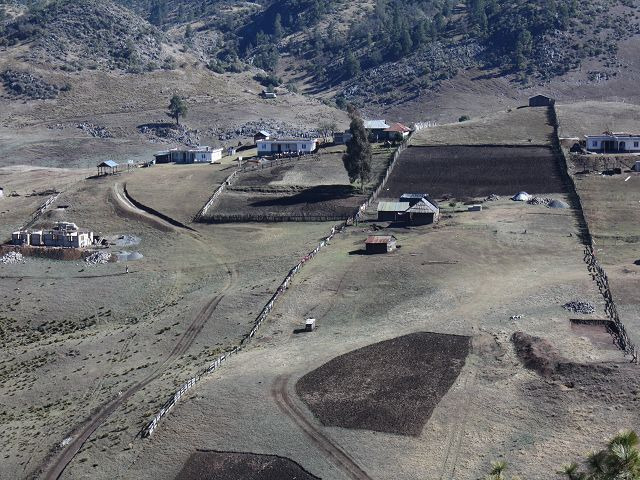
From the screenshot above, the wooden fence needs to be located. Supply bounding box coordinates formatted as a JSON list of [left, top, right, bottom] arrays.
[[140, 124, 434, 438], [583, 246, 637, 362]]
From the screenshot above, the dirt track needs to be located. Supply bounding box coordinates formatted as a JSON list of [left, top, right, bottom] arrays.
[[271, 374, 373, 480], [35, 190, 238, 479]]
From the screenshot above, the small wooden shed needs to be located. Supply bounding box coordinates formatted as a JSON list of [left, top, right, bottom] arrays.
[[365, 235, 397, 254]]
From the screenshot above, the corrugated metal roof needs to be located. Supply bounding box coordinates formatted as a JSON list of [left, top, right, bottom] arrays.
[[384, 122, 411, 133], [98, 160, 119, 168], [366, 235, 396, 244], [407, 198, 439, 214], [364, 120, 390, 130], [377, 201, 410, 212]]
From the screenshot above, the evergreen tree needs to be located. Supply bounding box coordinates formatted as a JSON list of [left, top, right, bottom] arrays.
[[273, 13, 283, 41], [149, 0, 167, 27], [342, 106, 372, 192], [344, 51, 361, 78], [167, 94, 188, 125]]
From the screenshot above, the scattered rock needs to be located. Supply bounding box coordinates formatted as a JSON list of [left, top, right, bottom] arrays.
[[138, 123, 200, 147], [528, 196, 552, 206], [1, 70, 62, 100], [563, 301, 596, 315], [76, 123, 112, 138], [1, 251, 25, 264], [485, 194, 500, 201], [85, 251, 111, 265]]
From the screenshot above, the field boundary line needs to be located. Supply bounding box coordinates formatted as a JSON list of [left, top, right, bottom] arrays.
[[138, 125, 429, 438]]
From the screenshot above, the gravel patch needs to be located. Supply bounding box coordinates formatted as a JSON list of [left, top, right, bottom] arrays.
[[85, 251, 112, 265], [1, 251, 25, 264], [563, 300, 596, 314]]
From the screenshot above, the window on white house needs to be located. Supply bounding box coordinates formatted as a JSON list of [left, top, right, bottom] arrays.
[[635, 141, 639, 148], [592, 141, 598, 147]]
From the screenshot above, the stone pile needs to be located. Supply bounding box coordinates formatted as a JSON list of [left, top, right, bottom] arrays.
[[563, 301, 596, 314], [85, 251, 111, 265], [1, 251, 24, 264], [528, 196, 552, 206], [76, 123, 113, 138], [485, 194, 500, 201]]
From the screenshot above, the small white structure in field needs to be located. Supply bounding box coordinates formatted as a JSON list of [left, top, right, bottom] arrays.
[[512, 191, 531, 202], [468, 204, 482, 212], [0, 187, 4, 198], [305, 318, 316, 332]]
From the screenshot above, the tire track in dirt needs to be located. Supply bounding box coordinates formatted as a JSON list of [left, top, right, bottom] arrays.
[[36, 263, 238, 480], [271, 374, 373, 480]]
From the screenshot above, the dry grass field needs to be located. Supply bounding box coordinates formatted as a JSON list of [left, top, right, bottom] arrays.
[[556, 101, 640, 138], [3, 98, 640, 480], [0, 165, 337, 479], [411, 107, 553, 146], [96, 197, 637, 480], [384, 145, 566, 199]]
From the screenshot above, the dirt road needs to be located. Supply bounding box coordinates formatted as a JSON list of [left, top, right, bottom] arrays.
[[271, 374, 374, 480], [35, 263, 236, 480]]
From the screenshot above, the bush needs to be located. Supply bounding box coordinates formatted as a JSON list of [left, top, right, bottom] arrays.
[[458, 115, 470, 122]]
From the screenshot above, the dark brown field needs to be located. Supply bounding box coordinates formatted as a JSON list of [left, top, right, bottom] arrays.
[[176, 451, 320, 480], [383, 145, 567, 199], [295, 332, 470, 436], [201, 188, 366, 223]]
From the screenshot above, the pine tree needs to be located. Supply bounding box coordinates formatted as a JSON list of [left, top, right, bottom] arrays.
[[342, 106, 372, 192]]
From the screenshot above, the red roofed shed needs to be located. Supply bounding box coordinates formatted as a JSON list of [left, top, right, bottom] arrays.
[[365, 235, 397, 254]]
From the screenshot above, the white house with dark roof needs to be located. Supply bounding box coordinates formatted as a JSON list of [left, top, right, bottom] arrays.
[[585, 133, 640, 153], [257, 138, 318, 156]]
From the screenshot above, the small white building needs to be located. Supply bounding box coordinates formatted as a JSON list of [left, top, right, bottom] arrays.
[[257, 138, 318, 157], [154, 147, 223, 164], [585, 133, 640, 153]]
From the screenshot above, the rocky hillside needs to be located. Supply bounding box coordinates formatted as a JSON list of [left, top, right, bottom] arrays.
[[1, 0, 639, 118], [0, 0, 174, 72]]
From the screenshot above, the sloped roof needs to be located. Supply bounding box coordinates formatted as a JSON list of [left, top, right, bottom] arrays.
[[364, 120, 390, 130], [407, 198, 439, 214], [384, 122, 411, 133], [377, 201, 410, 212], [400, 193, 439, 208], [365, 235, 396, 244], [98, 160, 119, 168], [255, 130, 271, 137]]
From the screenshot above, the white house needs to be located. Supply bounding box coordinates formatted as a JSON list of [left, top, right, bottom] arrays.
[[585, 133, 640, 153], [155, 147, 223, 164], [257, 138, 318, 157]]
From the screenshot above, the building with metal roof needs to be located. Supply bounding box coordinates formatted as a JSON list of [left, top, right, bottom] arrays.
[[364, 120, 390, 130], [97, 160, 120, 176], [365, 235, 397, 254], [377, 201, 410, 222]]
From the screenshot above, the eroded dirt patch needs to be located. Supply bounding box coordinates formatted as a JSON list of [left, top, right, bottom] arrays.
[[175, 451, 320, 480], [296, 332, 471, 436]]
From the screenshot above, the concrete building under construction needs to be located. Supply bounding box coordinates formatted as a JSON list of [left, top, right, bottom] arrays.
[[12, 222, 94, 248]]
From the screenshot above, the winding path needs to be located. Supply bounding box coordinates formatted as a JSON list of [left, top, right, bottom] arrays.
[[271, 375, 374, 480], [36, 257, 237, 479]]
